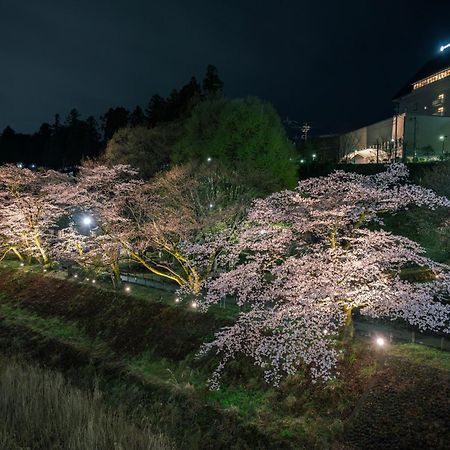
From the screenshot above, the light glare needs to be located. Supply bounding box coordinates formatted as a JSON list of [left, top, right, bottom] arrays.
[[82, 215, 93, 226]]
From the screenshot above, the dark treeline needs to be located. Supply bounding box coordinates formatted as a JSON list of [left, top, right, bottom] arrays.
[[0, 65, 223, 169]]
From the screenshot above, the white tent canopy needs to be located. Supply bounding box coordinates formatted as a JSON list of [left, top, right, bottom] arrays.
[[341, 148, 390, 164]]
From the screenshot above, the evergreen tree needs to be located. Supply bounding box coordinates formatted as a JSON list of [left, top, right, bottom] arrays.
[[101, 107, 130, 141], [202, 65, 224, 97], [129, 106, 146, 127], [146, 94, 168, 125], [66, 108, 81, 126], [178, 77, 202, 113]]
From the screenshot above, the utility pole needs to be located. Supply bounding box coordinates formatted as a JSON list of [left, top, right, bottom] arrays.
[[301, 122, 311, 142]]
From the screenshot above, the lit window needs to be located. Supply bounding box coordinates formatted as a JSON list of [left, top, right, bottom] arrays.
[[413, 68, 450, 90], [438, 93, 445, 101], [437, 106, 445, 116]]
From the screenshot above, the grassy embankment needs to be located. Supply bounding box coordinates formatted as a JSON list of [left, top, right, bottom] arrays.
[[0, 262, 448, 449], [0, 357, 173, 450]]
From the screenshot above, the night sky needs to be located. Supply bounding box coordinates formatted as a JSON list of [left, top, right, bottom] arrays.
[[1, 0, 450, 135]]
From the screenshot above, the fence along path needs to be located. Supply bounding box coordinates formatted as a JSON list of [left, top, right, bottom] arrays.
[[121, 271, 450, 353]]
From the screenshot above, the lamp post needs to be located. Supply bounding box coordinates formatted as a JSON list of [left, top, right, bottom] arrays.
[[440, 135, 447, 158], [81, 215, 93, 227]]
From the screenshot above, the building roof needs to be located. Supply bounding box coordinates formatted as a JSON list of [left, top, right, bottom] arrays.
[[393, 50, 450, 100]]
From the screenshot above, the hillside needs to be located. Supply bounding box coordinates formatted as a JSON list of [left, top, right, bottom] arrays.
[[0, 264, 448, 449]]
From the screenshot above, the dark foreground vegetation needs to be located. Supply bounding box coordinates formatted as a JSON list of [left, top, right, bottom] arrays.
[[0, 357, 173, 450], [0, 264, 448, 449]]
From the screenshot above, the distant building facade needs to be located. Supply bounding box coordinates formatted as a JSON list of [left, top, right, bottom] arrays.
[[394, 49, 450, 117], [340, 45, 450, 163]]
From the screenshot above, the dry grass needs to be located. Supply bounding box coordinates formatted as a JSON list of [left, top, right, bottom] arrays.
[[0, 358, 174, 450]]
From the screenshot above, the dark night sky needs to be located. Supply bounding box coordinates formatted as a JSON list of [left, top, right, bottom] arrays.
[[1, 0, 450, 135]]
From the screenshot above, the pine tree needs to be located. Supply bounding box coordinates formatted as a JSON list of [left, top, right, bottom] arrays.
[[202, 65, 224, 97]]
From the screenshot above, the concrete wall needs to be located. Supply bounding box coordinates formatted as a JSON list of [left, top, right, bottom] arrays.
[[339, 117, 399, 162], [340, 113, 450, 163], [403, 114, 450, 160]]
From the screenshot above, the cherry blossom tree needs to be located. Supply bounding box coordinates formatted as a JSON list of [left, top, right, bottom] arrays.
[[0, 165, 70, 266], [52, 163, 139, 285], [130, 162, 253, 293], [187, 165, 450, 388], [62, 162, 252, 292], [53, 223, 123, 286]]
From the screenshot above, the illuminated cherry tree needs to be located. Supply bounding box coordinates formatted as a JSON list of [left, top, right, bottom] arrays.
[[0, 165, 70, 266], [62, 162, 250, 292], [130, 162, 252, 293], [53, 163, 140, 284], [189, 165, 450, 388]]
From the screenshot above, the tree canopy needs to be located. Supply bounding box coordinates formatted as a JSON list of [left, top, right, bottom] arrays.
[[101, 124, 178, 179], [172, 97, 298, 192], [185, 165, 450, 388]]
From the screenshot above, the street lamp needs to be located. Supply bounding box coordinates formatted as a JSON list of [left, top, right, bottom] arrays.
[[312, 153, 317, 161], [440, 135, 447, 157], [81, 215, 93, 227]]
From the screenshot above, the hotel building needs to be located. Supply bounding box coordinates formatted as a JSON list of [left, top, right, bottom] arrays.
[[340, 45, 450, 163]]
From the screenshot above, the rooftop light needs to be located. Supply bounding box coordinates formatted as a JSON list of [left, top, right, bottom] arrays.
[[440, 43, 450, 52]]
